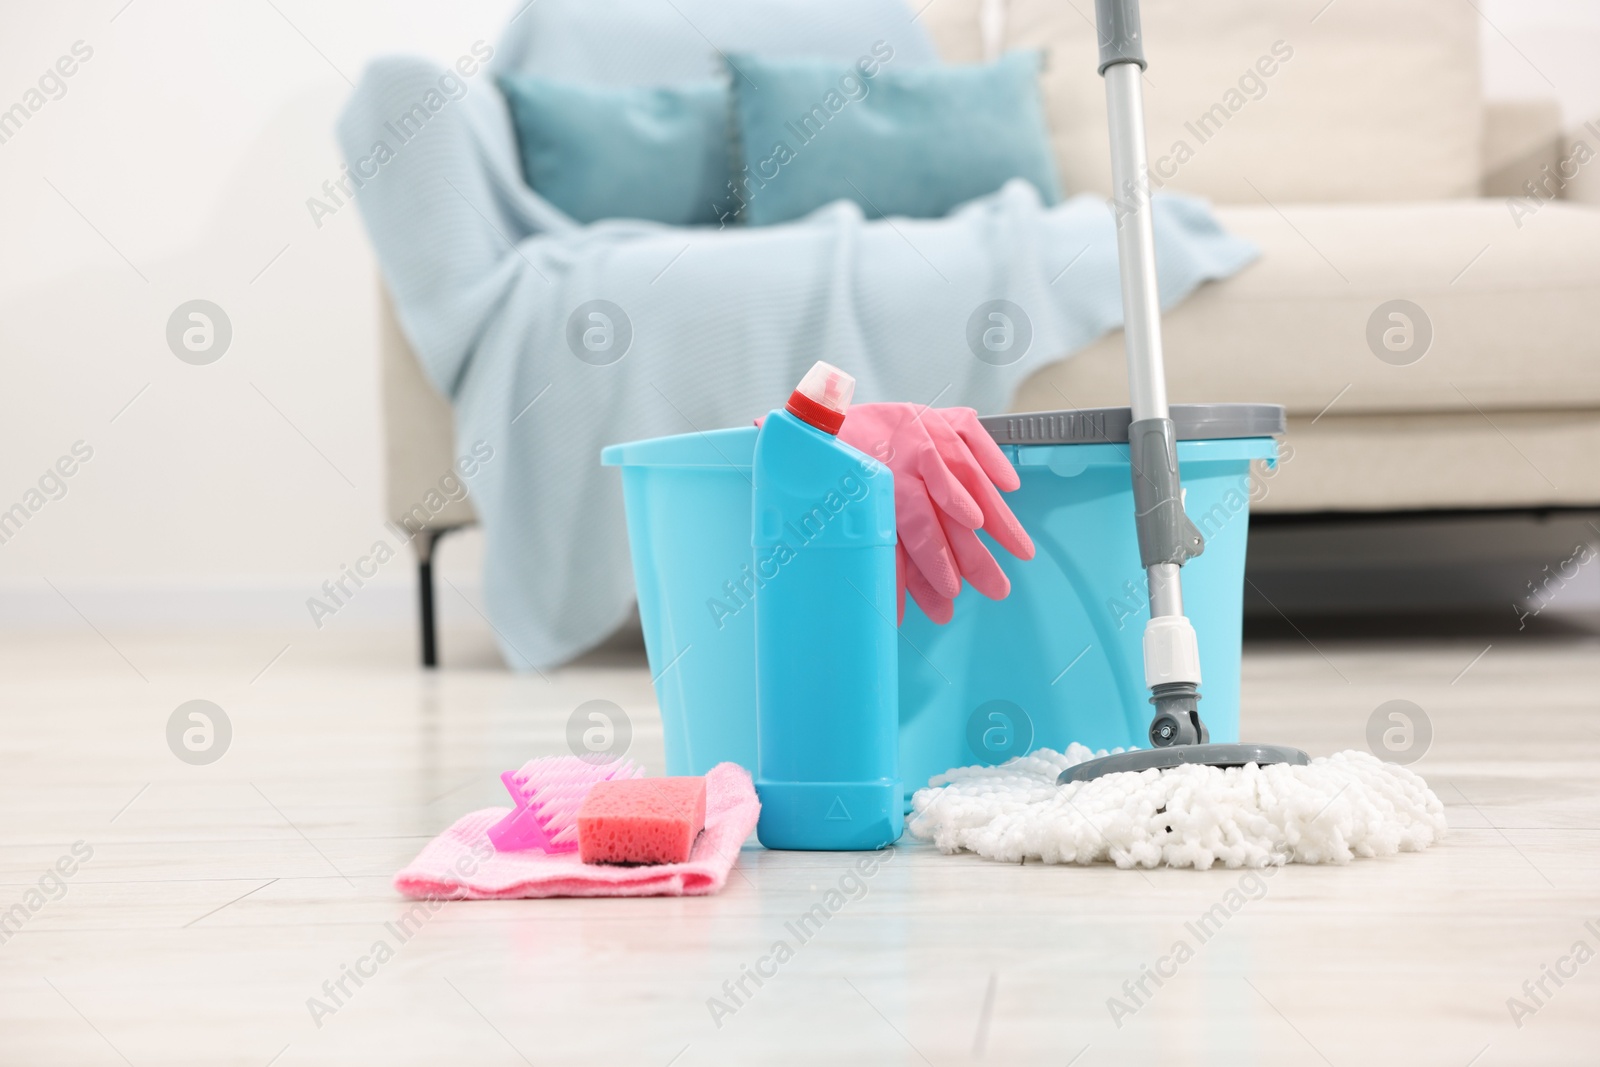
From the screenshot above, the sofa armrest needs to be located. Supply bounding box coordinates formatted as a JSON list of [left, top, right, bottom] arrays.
[[1482, 99, 1563, 197], [1563, 114, 1600, 206], [379, 285, 478, 537]]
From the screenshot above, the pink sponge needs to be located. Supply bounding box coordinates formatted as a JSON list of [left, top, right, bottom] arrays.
[[577, 777, 707, 866]]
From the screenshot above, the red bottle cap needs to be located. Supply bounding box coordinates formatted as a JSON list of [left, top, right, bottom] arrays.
[[784, 362, 855, 435]]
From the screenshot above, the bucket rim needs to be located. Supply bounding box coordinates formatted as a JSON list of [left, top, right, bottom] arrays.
[[601, 424, 758, 469], [981, 403, 1284, 445]]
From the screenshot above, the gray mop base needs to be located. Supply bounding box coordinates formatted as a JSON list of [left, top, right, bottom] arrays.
[[1058, 743, 1311, 784]]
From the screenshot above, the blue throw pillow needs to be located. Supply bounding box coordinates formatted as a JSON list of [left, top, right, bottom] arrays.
[[726, 50, 1061, 226], [498, 74, 728, 226]]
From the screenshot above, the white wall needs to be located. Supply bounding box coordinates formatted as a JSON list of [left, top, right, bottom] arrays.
[[1479, 0, 1600, 125], [2, 0, 1597, 635], [0, 0, 513, 631]]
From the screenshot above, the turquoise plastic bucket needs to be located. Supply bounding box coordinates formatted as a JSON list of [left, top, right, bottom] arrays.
[[602, 415, 1276, 800], [602, 427, 762, 777]]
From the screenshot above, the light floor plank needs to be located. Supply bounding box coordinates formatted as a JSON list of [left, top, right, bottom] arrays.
[[1, 626, 1596, 1066]]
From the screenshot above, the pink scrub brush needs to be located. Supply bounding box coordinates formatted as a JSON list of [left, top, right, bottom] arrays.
[[486, 755, 643, 853]]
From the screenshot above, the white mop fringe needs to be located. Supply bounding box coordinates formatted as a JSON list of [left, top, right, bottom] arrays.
[[907, 745, 1447, 869]]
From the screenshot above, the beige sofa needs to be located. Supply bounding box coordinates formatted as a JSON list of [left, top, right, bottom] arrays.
[[382, 0, 1600, 659]]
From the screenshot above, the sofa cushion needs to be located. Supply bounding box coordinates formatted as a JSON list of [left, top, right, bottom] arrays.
[[1251, 411, 1600, 512], [492, 0, 938, 86], [728, 50, 1060, 225], [922, 0, 1482, 203], [1013, 200, 1600, 416], [498, 75, 728, 225]]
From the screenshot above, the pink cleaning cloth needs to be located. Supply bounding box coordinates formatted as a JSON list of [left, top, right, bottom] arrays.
[[394, 762, 759, 899]]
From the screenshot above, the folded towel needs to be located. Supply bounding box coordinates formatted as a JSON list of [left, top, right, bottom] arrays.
[[394, 762, 759, 899]]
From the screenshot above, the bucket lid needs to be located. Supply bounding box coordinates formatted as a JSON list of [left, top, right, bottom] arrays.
[[980, 403, 1284, 445]]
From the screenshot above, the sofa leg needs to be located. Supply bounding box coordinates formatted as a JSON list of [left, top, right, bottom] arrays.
[[416, 526, 451, 670], [419, 550, 438, 669], [414, 524, 470, 669]]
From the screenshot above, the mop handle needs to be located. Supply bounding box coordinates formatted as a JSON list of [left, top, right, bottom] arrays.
[[1095, 0, 1207, 738], [1096, 0, 1164, 426], [1095, 0, 1202, 585]]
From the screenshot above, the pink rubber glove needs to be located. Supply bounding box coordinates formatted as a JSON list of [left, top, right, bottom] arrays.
[[837, 404, 1034, 625]]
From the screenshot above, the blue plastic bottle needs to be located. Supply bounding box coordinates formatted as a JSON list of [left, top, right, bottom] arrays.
[[752, 362, 902, 851]]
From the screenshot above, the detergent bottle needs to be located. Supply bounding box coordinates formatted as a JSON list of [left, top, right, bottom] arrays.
[[752, 362, 902, 850]]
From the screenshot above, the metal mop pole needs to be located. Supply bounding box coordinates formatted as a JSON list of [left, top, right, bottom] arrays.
[[1097, 0, 1209, 748], [1056, 0, 1311, 783]]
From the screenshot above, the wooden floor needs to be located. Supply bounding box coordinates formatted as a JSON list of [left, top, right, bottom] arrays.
[[2, 621, 1597, 1066]]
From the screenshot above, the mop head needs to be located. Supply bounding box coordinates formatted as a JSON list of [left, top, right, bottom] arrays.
[[908, 745, 1447, 869]]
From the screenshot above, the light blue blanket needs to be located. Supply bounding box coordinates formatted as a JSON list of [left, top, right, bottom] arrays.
[[337, 7, 1258, 670]]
